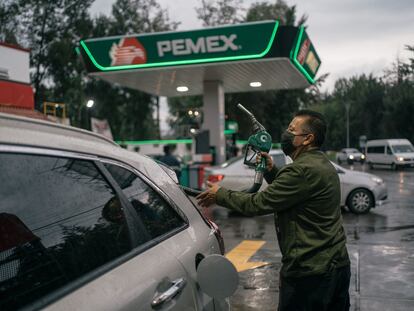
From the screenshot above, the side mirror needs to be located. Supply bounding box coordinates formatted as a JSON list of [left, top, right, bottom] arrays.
[[197, 254, 239, 299]]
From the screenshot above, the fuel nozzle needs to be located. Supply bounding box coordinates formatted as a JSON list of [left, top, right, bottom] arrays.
[[237, 103, 272, 193], [237, 104, 266, 133]]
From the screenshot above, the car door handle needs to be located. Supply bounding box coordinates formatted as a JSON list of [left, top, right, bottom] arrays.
[[151, 277, 187, 308]]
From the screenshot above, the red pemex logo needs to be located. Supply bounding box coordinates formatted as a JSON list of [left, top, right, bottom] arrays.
[[110, 37, 147, 66]]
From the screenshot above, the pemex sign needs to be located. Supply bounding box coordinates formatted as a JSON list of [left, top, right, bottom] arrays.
[[79, 21, 279, 71], [290, 26, 321, 82]]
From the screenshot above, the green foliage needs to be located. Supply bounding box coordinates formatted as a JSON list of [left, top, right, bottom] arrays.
[[168, 96, 203, 138], [313, 46, 414, 150], [170, 0, 319, 141], [0, 0, 177, 140], [196, 0, 245, 26], [246, 0, 307, 26]]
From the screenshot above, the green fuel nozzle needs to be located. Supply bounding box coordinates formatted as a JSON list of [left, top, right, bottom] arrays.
[[237, 104, 272, 192]]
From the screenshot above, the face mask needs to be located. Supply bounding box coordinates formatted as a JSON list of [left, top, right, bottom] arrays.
[[281, 130, 296, 156]]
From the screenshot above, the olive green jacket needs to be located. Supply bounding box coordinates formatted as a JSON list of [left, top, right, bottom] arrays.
[[216, 149, 350, 278]]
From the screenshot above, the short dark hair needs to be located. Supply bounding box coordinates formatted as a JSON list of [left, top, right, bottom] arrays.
[[295, 110, 327, 147], [163, 145, 171, 154]]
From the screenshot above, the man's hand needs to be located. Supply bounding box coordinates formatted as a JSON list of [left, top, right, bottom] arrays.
[[196, 181, 220, 208], [256, 152, 273, 172]]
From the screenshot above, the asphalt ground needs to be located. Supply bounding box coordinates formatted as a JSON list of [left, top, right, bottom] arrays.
[[210, 163, 414, 311]]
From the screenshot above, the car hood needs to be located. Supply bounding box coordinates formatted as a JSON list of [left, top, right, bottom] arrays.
[[342, 169, 379, 181], [394, 152, 414, 158]]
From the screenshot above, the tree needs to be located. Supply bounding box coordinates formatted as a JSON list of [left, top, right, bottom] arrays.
[[224, 0, 318, 142], [0, 0, 20, 44], [196, 0, 245, 27], [78, 0, 179, 140], [246, 0, 307, 26]]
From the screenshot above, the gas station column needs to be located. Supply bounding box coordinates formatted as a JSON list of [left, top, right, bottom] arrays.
[[203, 80, 225, 164]]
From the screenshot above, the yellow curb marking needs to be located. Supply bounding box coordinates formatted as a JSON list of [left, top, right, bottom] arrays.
[[225, 240, 269, 272]]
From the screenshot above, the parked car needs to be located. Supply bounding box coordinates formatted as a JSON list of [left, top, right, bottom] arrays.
[[204, 149, 290, 191], [0, 113, 237, 311], [366, 139, 414, 170], [204, 149, 387, 214], [336, 148, 365, 164]]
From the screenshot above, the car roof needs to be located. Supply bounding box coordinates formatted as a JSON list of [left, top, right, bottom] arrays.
[[342, 148, 359, 152], [366, 139, 412, 146], [0, 112, 162, 178]]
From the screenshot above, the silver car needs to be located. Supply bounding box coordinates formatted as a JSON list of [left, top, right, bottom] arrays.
[[0, 113, 237, 310], [336, 148, 366, 164], [204, 149, 387, 214]]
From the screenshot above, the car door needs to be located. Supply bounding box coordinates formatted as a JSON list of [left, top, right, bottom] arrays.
[[0, 148, 196, 311], [222, 157, 256, 190], [99, 161, 203, 311], [385, 145, 393, 165], [331, 163, 349, 206]]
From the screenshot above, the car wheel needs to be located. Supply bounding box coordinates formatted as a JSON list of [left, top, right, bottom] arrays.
[[368, 162, 374, 169], [337, 158, 342, 164], [347, 189, 373, 214], [347, 159, 354, 165], [391, 163, 397, 171]]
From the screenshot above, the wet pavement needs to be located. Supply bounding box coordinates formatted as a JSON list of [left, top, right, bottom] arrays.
[[211, 164, 414, 310]]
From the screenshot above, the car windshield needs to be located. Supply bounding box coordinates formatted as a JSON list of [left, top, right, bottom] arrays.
[[345, 149, 360, 153], [220, 155, 243, 168], [392, 145, 414, 153]]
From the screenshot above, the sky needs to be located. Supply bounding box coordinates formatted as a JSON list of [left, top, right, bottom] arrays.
[[89, 0, 414, 134]]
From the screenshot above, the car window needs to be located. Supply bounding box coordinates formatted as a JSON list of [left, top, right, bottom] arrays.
[[367, 146, 384, 153], [271, 154, 287, 168], [104, 164, 186, 239], [392, 144, 414, 153], [0, 153, 132, 310], [220, 155, 243, 168]]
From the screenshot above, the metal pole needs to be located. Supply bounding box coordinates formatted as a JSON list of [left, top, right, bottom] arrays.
[[345, 102, 350, 148]]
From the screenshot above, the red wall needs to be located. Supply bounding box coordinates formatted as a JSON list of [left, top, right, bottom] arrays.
[[0, 80, 34, 109]]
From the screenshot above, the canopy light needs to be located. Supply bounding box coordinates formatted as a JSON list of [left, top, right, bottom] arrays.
[[177, 86, 189, 92], [249, 81, 262, 88], [86, 100, 94, 108], [194, 111, 200, 116], [188, 110, 193, 115]]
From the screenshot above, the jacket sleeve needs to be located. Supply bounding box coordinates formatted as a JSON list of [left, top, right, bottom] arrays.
[[264, 165, 279, 184], [216, 165, 309, 216]]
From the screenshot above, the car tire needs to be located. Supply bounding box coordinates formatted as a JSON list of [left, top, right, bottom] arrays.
[[368, 162, 374, 169], [347, 188, 373, 214], [391, 163, 397, 171], [347, 159, 354, 165], [337, 158, 342, 164]]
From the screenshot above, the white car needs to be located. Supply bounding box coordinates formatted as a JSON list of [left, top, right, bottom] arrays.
[[336, 148, 365, 164], [0, 113, 237, 310], [204, 149, 387, 214]]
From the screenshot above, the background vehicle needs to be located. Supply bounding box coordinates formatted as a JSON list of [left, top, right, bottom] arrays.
[[331, 162, 387, 214], [336, 148, 365, 164], [204, 150, 387, 214], [0, 113, 236, 311], [366, 139, 414, 170], [204, 149, 290, 192]]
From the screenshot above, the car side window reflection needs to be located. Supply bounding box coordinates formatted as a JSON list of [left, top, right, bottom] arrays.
[[0, 153, 132, 310], [104, 164, 185, 239], [271, 154, 287, 168]]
